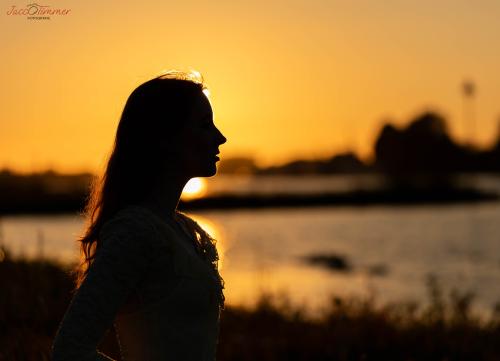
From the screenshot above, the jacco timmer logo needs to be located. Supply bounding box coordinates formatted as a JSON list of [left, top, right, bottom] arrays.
[[6, 3, 71, 20]]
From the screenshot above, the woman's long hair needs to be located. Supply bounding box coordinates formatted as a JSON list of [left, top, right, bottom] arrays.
[[74, 70, 224, 308]]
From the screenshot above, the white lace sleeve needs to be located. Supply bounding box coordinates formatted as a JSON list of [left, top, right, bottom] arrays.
[[51, 209, 157, 360]]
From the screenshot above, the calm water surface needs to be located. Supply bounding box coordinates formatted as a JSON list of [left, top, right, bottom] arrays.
[[1, 201, 499, 318]]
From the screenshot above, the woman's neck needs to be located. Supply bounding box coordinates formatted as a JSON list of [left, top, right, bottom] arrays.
[[139, 173, 189, 220]]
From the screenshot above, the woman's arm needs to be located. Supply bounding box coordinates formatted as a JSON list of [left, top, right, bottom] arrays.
[[51, 211, 156, 361]]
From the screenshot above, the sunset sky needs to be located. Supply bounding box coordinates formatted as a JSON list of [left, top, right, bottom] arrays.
[[1, 0, 500, 174]]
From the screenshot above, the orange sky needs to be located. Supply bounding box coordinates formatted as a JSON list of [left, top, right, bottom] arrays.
[[1, 0, 500, 173]]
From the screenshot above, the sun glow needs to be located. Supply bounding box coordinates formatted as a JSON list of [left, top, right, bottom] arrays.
[[181, 177, 207, 200]]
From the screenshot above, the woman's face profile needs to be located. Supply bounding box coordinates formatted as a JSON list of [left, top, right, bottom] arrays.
[[168, 91, 227, 178]]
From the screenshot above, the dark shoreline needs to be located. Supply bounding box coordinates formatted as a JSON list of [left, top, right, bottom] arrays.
[[180, 187, 498, 211], [0, 187, 497, 216]]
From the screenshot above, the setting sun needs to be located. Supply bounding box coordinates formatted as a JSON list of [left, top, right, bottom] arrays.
[[181, 177, 207, 200]]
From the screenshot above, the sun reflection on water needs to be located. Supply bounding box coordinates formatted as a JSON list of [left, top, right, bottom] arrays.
[[187, 214, 227, 271]]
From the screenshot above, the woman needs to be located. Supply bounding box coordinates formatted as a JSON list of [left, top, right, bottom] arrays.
[[52, 71, 227, 360]]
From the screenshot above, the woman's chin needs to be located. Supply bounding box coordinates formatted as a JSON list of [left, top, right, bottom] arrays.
[[196, 164, 218, 177]]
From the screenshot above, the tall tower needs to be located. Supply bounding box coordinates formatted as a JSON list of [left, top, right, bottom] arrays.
[[462, 80, 476, 148]]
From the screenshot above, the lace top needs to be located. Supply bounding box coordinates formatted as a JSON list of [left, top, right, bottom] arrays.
[[52, 205, 223, 361]]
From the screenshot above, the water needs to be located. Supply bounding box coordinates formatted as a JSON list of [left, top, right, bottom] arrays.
[[1, 201, 499, 318], [203, 203, 500, 317]]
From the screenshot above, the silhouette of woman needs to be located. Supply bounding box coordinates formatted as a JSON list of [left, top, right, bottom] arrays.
[[52, 71, 227, 360]]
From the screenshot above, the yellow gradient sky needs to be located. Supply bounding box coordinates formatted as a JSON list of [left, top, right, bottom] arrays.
[[1, 0, 500, 173]]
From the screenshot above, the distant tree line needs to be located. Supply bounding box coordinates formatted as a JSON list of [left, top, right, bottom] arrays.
[[1, 111, 499, 213], [374, 112, 500, 176], [0, 170, 93, 214], [229, 111, 500, 176]]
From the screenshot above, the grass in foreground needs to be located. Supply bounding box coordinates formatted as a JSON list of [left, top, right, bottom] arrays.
[[1, 247, 499, 361]]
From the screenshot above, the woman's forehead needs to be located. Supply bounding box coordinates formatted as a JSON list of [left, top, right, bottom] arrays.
[[190, 93, 213, 118]]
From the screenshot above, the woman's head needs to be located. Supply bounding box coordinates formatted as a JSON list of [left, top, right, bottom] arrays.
[[113, 71, 226, 198], [75, 70, 226, 287]]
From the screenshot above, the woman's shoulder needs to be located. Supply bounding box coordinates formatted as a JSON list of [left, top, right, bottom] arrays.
[[115, 204, 156, 221], [99, 205, 160, 242]]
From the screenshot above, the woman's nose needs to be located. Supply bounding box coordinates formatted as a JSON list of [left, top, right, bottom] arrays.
[[216, 128, 227, 145]]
